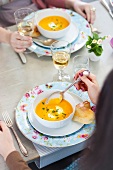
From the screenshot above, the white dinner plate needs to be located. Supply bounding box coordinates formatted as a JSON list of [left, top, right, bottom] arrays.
[[33, 22, 79, 48], [28, 93, 83, 137]]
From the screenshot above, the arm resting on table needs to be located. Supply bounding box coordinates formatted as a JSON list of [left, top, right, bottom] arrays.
[[6, 151, 31, 170]]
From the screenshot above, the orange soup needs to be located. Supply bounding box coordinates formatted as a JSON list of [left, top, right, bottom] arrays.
[[38, 16, 69, 31], [35, 98, 73, 121]]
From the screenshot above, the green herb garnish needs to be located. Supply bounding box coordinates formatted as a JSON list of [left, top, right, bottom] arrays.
[[52, 110, 55, 113], [55, 114, 58, 116], [62, 113, 66, 115]]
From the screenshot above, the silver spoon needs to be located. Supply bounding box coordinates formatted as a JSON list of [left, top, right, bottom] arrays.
[[46, 70, 90, 104], [90, 24, 101, 34], [33, 38, 56, 46]]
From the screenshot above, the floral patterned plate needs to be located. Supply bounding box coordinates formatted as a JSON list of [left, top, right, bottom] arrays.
[[15, 82, 95, 147], [29, 9, 91, 56]]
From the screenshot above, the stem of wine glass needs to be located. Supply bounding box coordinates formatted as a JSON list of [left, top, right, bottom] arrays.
[[58, 69, 64, 81]]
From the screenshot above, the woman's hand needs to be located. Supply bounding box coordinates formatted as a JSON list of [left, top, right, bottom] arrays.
[[74, 69, 100, 104], [9, 31, 32, 53], [65, 0, 96, 24], [0, 27, 32, 52], [0, 121, 16, 160]]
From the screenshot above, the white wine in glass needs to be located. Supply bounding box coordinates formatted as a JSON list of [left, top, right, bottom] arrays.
[[53, 51, 70, 70], [51, 40, 71, 82], [17, 21, 34, 36], [14, 8, 35, 53]]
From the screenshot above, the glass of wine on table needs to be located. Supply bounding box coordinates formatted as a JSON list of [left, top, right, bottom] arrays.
[[51, 40, 71, 82], [14, 8, 36, 53]]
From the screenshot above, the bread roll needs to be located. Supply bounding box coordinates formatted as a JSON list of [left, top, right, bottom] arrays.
[[73, 101, 95, 124], [31, 26, 41, 38]]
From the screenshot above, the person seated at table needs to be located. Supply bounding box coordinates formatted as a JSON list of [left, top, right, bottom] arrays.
[[0, 0, 96, 27], [0, 27, 32, 52], [74, 69, 113, 170], [0, 121, 31, 170], [1, 69, 113, 170]]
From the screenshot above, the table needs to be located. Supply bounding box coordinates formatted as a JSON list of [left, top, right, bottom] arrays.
[[0, 1, 113, 169]]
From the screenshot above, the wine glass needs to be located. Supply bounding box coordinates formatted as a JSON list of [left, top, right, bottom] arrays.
[[51, 40, 71, 82], [73, 55, 89, 78], [14, 8, 35, 53]]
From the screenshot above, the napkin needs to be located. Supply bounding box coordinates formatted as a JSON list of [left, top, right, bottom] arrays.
[[33, 141, 86, 168]]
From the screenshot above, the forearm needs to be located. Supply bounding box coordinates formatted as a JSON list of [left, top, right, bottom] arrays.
[[65, 0, 74, 9], [6, 151, 31, 170], [44, 0, 66, 8], [0, 27, 11, 44]]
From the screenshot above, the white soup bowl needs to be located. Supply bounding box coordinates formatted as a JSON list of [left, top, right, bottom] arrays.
[[36, 9, 71, 39], [32, 89, 75, 128]]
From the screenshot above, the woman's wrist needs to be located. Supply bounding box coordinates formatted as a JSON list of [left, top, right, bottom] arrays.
[[5, 31, 12, 45], [3, 147, 16, 161], [0, 27, 12, 44], [65, 0, 74, 9]]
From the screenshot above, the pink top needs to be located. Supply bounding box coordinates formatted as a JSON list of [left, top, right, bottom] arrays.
[[32, 0, 66, 9], [0, 0, 66, 27]]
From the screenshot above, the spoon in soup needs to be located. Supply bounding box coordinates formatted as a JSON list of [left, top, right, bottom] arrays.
[[33, 38, 56, 46], [45, 70, 90, 104]]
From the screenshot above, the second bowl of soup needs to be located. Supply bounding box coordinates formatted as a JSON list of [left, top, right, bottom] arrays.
[[36, 9, 71, 39]]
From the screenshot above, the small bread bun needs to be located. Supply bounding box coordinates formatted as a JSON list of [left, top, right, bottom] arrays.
[[73, 101, 95, 124], [31, 26, 41, 38]]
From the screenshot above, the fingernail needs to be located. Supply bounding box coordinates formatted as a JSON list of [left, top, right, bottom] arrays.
[[81, 87, 84, 91], [76, 87, 78, 90], [81, 89, 85, 92], [91, 106, 96, 112], [79, 72, 83, 76]]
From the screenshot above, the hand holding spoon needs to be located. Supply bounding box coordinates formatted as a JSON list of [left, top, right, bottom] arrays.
[[46, 70, 90, 104]]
